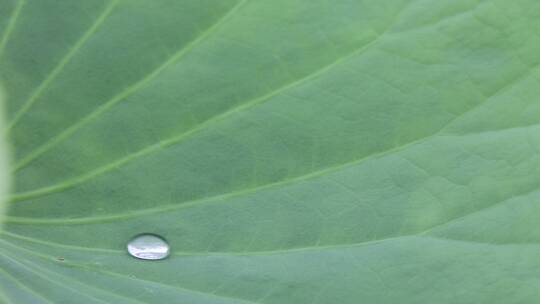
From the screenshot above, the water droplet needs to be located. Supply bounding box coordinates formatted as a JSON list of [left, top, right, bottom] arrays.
[[127, 234, 170, 260]]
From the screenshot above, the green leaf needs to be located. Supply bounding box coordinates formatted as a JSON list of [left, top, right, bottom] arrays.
[[0, 88, 8, 225], [1, 0, 540, 303], [0, 90, 11, 304]]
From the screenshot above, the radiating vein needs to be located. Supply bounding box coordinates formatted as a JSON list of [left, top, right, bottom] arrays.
[[4, 99, 524, 224], [4, 184, 540, 256], [419, 186, 540, 236], [0, 242, 150, 304], [0, 238, 263, 304], [0, 250, 110, 304], [7, 66, 524, 216], [6, 0, 118, 130], [10, 129, 432, 209], [7, 185, 538, 255], [10, 0, 535, 206], [9, 34, 385, 202], [0, 267, 52, 304], [0, 230, 123, 254], [0, 0, 25, 62], [12, 0, 248, 171], [9, 0, 411, 202]]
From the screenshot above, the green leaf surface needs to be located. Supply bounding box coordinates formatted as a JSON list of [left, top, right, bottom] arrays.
[[1, 0, 540, 303], [0, 88, 8, 227]]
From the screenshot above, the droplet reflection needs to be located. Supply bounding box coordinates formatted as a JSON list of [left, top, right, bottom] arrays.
[[127, 234, 170, 260]]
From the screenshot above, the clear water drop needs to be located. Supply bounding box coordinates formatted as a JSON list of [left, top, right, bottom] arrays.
[[127, 234, 170, 260]]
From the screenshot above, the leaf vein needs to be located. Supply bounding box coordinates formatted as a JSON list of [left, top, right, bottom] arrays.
[[11, 0, 412, 202], [12, 0, 249, 171], [7, 0, 119, 130], [0, 0, 25, 62]]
